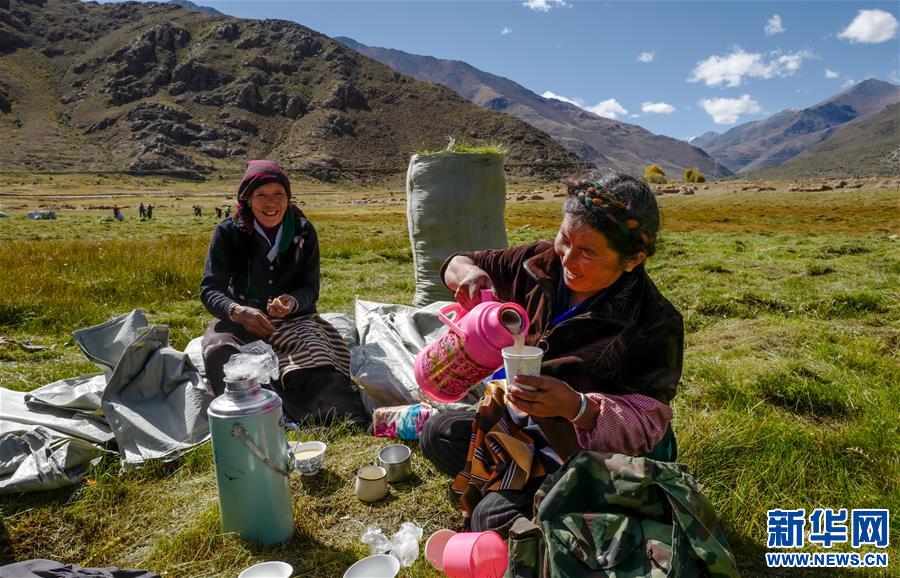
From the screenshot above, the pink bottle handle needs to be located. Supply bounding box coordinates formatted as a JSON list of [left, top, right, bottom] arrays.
[[438, 289, 496, 337], [438, 303, 467, 338]]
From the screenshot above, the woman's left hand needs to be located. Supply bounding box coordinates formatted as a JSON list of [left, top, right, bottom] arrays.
[[507, 375, 582, 420], [267, 294, 297, 318]]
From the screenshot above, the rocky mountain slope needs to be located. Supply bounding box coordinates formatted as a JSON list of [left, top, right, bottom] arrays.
[[692, 79, 899, 174], [0, 0, 581, 182], [336, 37, 731, 179], [742, 102, 900, 180]]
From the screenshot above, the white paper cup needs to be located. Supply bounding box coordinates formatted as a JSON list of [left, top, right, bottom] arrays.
[[502, 345, 543, 391]]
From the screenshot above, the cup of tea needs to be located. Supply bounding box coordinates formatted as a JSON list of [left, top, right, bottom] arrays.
[[355, 465, 388, 502], [501, 345, 544, 392], [291, 441, 327, 476], [377, 444, 413, 483]]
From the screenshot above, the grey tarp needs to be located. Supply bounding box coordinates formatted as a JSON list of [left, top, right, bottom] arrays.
[[0, 310, 213, 493], [1, 302, 476, 493], [406, 152, 508, 306]]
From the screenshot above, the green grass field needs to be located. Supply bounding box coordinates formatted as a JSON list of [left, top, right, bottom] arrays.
[[0, 182, 898, 577]]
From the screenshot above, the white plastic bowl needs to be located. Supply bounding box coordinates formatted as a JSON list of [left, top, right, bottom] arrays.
[[238, 561, 293, 578], [343, 554, 400, 578]]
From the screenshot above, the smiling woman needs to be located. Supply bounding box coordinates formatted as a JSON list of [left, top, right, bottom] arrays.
[[199, 161, 369, 427], [421, 172, 684, 537]]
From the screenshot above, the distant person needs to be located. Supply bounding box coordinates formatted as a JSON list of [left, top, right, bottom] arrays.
[[199, 160, 369, 427], [421, 173, 683, 537], [215, 206, 222, 219], [146, 205, 154, 220], [193, 205, 202, 217], [113, 205, 124, 221], [139, 202, 146, 220], [224, 206, 230, 218]]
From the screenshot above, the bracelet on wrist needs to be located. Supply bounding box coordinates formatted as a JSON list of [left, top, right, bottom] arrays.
[[570, 392, 588, 423]]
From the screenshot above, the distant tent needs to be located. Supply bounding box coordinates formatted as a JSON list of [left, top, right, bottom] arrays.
[[0, 211, 8, 218]]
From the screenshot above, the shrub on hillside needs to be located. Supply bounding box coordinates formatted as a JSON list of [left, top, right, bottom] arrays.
[[684, 167, 706, 183], [644, 164, 666, 184]]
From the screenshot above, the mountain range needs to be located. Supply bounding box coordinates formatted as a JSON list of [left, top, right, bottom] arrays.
[[336, 36, 732, 180], [692, 79, 899, 174], [742, 101, 900, 180], [0, 0, 581, 182]]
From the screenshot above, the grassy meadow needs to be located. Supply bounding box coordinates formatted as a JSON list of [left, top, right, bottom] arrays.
[[0, 177, 898, 577]]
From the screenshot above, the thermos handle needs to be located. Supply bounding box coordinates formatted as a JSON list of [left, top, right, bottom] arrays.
[[231, 423, 292, 478], [438, 289, 496, 337], [282, 417, 303, 472], [438, 304, 467, 338]]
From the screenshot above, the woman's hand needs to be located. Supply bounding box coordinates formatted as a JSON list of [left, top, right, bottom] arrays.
[[507, 375, 583, 420], [267, 294, 297, 319], [232, 305, 275, 339], [455, 267, 494, 310]]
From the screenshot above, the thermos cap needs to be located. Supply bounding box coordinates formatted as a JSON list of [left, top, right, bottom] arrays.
[[208, 377, 281, 418]]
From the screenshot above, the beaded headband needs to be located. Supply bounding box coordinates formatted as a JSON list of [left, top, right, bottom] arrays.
[[574, 184, 651, 250]]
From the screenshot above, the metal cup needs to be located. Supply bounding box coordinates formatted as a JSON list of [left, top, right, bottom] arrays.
[[355, 465, 388, 502], [377, 444, 413, 483]]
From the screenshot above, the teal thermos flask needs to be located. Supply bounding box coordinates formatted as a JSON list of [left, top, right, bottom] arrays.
[[208, 377, 294, 546]]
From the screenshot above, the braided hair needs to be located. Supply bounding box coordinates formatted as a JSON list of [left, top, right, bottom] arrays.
[[563, 172, 659, 261]]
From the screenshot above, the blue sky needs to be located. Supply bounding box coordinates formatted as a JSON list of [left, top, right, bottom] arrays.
[[103, 1, 899, 140]]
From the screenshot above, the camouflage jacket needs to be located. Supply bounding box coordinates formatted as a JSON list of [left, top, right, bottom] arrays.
[[506, 452, 741, 578]]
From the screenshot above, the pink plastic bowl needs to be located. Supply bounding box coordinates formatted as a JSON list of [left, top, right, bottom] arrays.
[[441, 531, 508, 578]]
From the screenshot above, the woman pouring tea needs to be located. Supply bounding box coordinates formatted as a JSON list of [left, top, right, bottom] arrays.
[[421, 172, 683, 536]]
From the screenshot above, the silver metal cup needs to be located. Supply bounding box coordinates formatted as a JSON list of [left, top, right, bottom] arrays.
[[377, 444, 413, 483]]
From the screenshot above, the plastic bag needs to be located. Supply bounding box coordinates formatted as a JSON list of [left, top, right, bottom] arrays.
[[360, 522, 423, 567], [223, 340, 279, 384]]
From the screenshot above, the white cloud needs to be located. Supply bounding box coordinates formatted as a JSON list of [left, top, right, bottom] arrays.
[[698, 94, 762, 124], [587, 98, 628, 119], [542, 91, 582, 106], [825, 68, 839, 79], [637, 51, 655, 63], [765, 14, 785, 36], [889, 70, 900, 83], [838, 9, 898, 44], [522, 0, 568, 12], [842, 78, 857, 88], [629, 113, 641, 118], [688, 48, 813, 87], [543, 91, 628, 119], [642, 101, 676, 114], [501, 26, 512, 35]]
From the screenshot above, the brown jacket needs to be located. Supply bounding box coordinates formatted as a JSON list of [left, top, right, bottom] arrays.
[[442, 241, 683, 403]]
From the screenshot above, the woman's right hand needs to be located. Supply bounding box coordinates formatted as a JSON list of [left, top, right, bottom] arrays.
[[232, 305, 275, 339], [455, 267, 494, 310]]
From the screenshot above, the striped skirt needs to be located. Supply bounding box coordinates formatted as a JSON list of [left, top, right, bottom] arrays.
[[270, 314, 352, 380]]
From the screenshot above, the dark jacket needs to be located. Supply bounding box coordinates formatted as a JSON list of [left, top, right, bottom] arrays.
[[442, 241, 683, 403], [200, 206, 319, 320]]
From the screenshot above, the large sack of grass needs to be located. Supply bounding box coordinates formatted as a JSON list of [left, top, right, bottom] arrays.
[[406, 151, 508, 306]]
